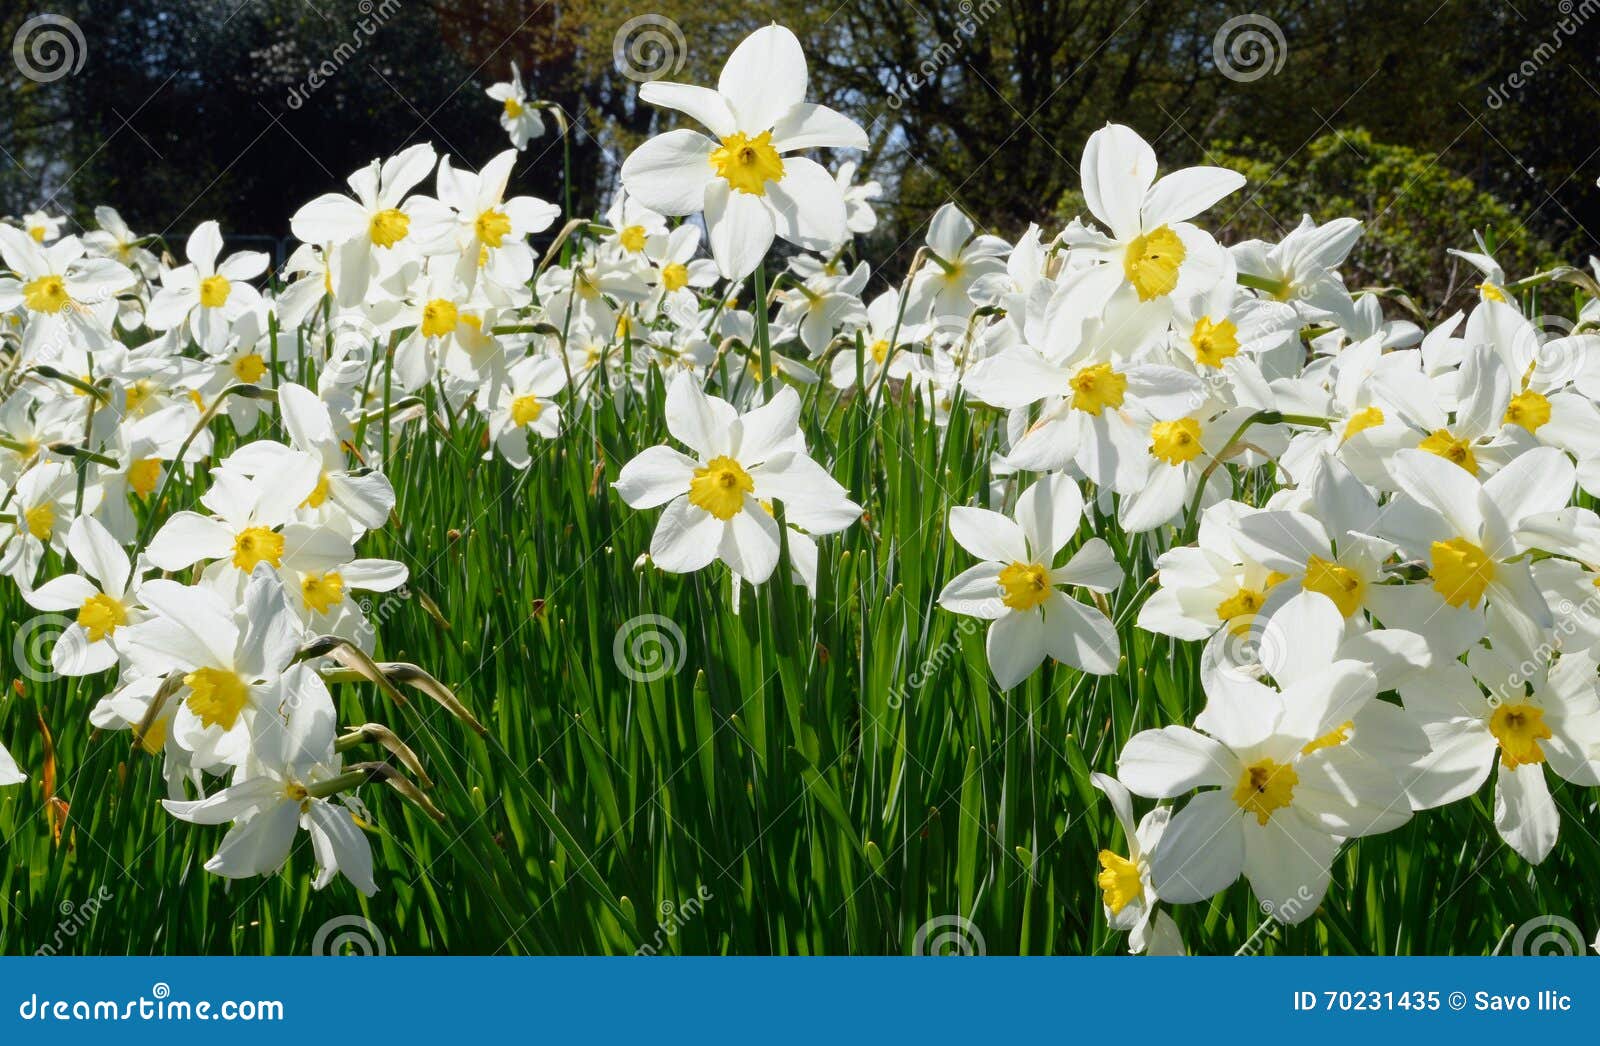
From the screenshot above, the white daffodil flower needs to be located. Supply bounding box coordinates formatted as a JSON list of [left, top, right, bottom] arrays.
[[483, 354, 568, 467], [1119, 627, 1412, 918], [1398, 631, 1600, 864], [937, 472, 1122, 688], [905, 203, 1011, 322], [1376, 446, 1567, 657], [84, 205, 161, 281], [436, 149, 559, 294], [0, 227, 133, 357], [1231, 214, 1363, 322], [486, 61, 544, 150], [290, 144, 455, 307], [123, 565, 306, 771], [1063, 123, 1243, 308], [614, 372, 860, 584], [965, 284, 1204, 494], [619, 25, 868, 280], [145, 453, 353, 601], [145, 221, 269, 353], [226, 382, 396, 537], [163, 673, 376, 895], [1090, 772, 1185, 956], [21, 514, 143, 675]]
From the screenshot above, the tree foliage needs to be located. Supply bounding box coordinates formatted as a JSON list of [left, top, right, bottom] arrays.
[[2, 0, 1593, 296]]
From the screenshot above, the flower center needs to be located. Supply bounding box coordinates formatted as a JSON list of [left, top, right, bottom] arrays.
[[1190, 316, 1239, 368], [199, 274, 232, 309], [1216, 587, 1265, 633], [302, 472, 331, 509], [1429, 537, 1495, 608], [688, 455, 754, 520], [23, 502, 55, 541], [125, 379, 155, 414], [1419, 429, 1477, 474], [869, 339, 891, 365], [1096, 850, 1142, 915], [421, 298, 459, 337], [511, 394, 543, 427], [475, 208, 512, 248], [1478, 282, 1507, 303], [1303, 554, 1365, 617], [1503, 389, 1551, 433], [1341, 405, 1384, 442], [1149, 418, 1203, 465], [232, 352, 266, 384], [1122, 225, 1186, 301], [232, 525, 285, 571], [1488, 702, 1552, 770], [22, 274, 70, 313], [128, 457, 162, 497], [77, 593, 128, 642], [1068, 363, 1128, 415], [300, 571, 346, 614], [504, 97, 523, 118], [1233, 758, 1298, 825], [997, 561, 1053, 612], [369, 207, 411, 248], [709, 131, 785, 196], [619, 224, 648, 252], [184, 667, 250, 731], [137, 716, 167, 755], [660, 261, 689, 292]]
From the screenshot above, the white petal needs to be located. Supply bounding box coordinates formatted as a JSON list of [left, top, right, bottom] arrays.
[[620, 129, 718, 216], [1118, 726, 1234, 798]]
